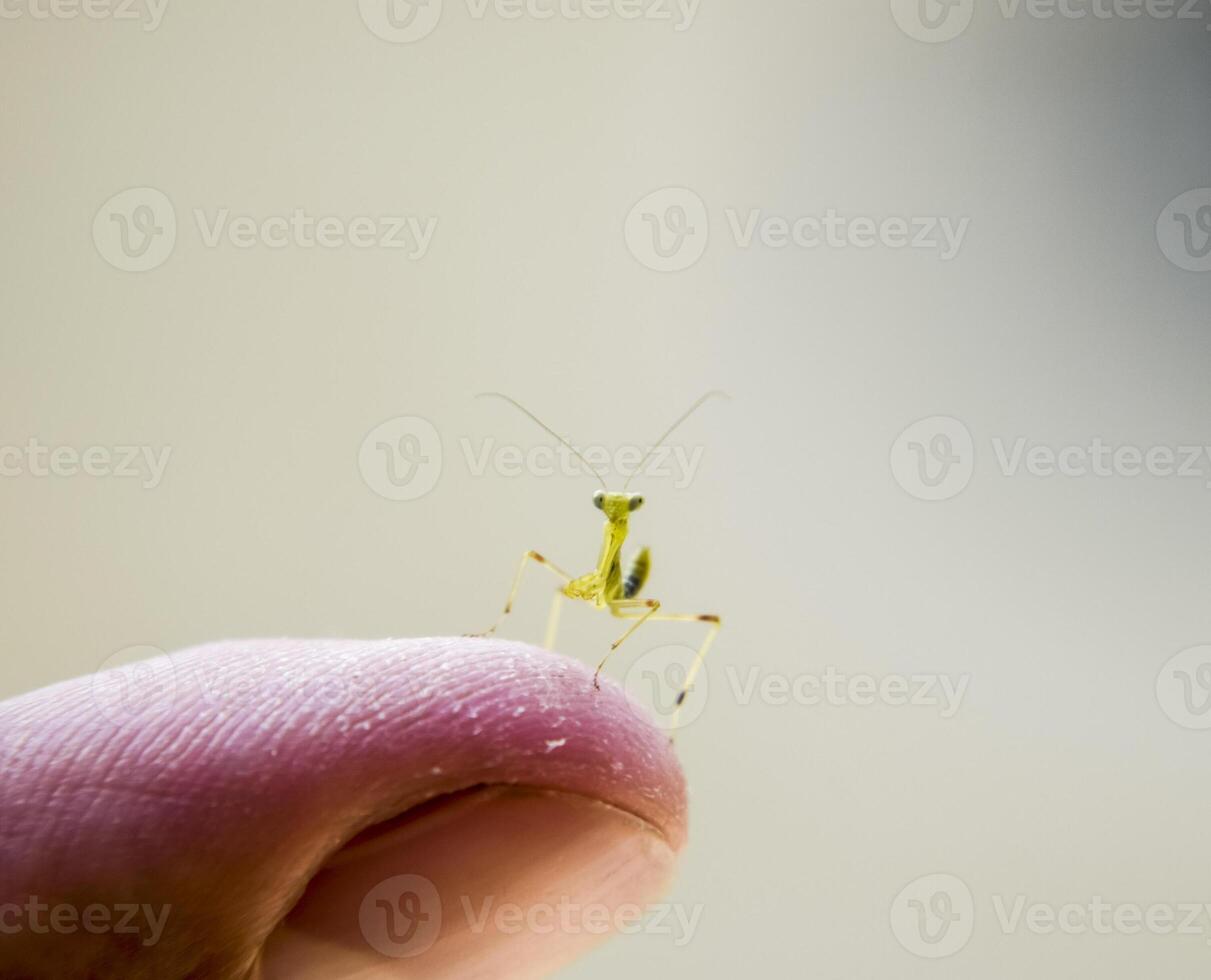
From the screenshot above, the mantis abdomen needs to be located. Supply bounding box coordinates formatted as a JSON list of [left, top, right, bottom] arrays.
[[623, 548, 651, 599]]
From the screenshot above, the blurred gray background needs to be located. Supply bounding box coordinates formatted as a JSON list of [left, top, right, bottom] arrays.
[[2, 0, 1211, 975]]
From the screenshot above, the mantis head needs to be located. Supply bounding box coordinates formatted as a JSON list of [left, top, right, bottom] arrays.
[[592, 490, 644, 521]]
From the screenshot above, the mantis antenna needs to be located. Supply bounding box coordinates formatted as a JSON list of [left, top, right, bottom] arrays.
[[623, 390, 729, 490], [477, 392, 608, 489]]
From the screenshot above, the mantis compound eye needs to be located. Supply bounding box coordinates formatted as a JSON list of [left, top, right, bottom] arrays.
[[628, 495, 644, 512], [593, 490, 606, 510]]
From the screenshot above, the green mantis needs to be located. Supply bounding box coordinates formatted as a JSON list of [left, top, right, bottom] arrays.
[[472, 392, 725, 727]]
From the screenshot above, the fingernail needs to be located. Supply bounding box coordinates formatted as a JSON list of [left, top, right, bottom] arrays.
[[259, 786, 679, 980]]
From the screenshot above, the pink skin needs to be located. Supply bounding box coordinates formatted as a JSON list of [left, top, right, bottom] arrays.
[[0, 638, 687, 978]]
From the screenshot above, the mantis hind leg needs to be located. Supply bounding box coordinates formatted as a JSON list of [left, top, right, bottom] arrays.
[[544, 591, 565, 650], [469, 550, 571, 638], [672, 615, 721, 731], [594, 598, 662, 687], [598, 601, 721, 731]]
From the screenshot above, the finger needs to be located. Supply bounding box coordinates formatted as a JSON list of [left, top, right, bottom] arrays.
[[261, 786, 676, 979], [0, 637, 686, 979]]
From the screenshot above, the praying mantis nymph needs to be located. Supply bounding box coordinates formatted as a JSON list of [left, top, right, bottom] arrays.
[[471, 391, 725, 726]]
